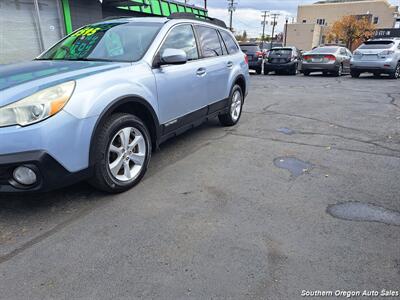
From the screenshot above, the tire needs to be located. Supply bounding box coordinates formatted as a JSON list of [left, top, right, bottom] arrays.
[[89, 113, 152, 193], [218, 84, 243, 126], [290, 64, 297, 75], [255, 67, 262, 75], [303, 71, 310, 76], [350, 70, 360, 78], [389, 63, 400, 79], [322, 71, 328, 76], [263, 69, 269, 75], [334, 64, 343, 77], [373, 72, 381, 78]]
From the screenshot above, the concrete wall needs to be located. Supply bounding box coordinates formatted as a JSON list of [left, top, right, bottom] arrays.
[[285, 23, 323, 51], [297, 0, 398, 28]]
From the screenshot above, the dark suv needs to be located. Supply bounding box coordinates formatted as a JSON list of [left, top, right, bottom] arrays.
[[239, 43, 263, 74], [264, 47, 301, 75]]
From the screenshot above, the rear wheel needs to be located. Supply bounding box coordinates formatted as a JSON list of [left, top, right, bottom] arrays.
[[89, 113, 151, 193], [334, 64, 343, 77], [303, 71, 310, 76], [373, 72, 381, 78], [255, 67, 262, 75], [219, 85, 243, 126], [290, 64, 297, 75], [263, 69, 269, 75], [350, 70, 360, 78], [389, 63, 400, 79]]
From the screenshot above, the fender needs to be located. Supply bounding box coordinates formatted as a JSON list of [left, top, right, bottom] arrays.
[[88, 95, 161, 166]]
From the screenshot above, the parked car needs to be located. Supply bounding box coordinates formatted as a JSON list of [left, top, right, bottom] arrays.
[[301, 46, 352, 76], [0, 14, 250, 193], [350, 38, 400, 79], [264, 47, 302, 75], [239, 43, 263, 74]]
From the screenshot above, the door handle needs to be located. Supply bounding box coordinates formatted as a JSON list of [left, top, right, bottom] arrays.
[[196, 68, 206, 76], [227, 61, 233, 68]]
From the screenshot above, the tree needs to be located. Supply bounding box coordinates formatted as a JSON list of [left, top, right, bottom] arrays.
[[242, 30, 247, 41], [326, 15, 376, 50]]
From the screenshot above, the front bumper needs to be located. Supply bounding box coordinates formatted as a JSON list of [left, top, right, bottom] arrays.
[[0, 151, 92, 193], [350, 59, 397, 74], [0, 110, 98, 192]]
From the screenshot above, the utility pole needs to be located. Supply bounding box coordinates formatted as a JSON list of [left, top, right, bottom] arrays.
[[269, 13, 280, 50], [204, 0, 207, 10], [284, 17, 289, 46], [261, 11, 269, 49], [227, 0, 237, 32]]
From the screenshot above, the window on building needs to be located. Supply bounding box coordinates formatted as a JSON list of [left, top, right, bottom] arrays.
[[302, 19, 306, 23], [373, 17, 379, 24], [159, 24, 199, 61], [316, 19, 326, 25], [195, 26, 224, 57]]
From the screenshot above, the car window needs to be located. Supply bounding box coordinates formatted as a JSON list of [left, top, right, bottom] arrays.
[[240, 45, 260, 53], [269, 49, 292, 56], [38, 22, 162, 62], [159, 24, 198, 61], [359, 41, 394, 49], [340, 48, 347, 55], [310, 47, 338, 54], [195, 26, 223, 57], [217, 32, 228, 55], [219, 30, 239, 54]]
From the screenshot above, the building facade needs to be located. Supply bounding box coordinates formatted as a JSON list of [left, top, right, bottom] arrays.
[[0, 0, 207, 64], [285, 0, 399, 51]]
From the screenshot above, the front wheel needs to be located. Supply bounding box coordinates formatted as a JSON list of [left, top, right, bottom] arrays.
[[89, 113, 152, 193], [350, 70, 360, 78], [219, 85, 243, 126]]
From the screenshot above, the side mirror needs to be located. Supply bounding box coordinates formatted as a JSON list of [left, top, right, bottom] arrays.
[[160, 48, 187, 66]]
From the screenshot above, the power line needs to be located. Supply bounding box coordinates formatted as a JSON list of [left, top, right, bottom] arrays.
[[269, 13, 280, 49]]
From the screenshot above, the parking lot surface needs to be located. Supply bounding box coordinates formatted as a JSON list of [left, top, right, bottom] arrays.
[[0, 74, 399, 299]]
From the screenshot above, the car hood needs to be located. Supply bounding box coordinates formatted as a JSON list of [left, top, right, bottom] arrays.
[[0, 60, 128, 107]]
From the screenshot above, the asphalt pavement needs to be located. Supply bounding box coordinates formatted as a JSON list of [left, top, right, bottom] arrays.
[[0, 73, 399, 299]]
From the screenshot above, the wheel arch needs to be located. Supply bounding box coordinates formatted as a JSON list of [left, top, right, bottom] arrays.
[[89, 95, 161, 166], [233, 75, 247, 100]]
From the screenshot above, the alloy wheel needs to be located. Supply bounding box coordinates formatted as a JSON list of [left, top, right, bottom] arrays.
[[108, 127, 146, 182], [230, 90, 242, 122], [395, 64, 400, 79]]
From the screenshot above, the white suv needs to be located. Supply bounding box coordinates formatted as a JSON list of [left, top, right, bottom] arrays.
[[350, 38, 400, 79]]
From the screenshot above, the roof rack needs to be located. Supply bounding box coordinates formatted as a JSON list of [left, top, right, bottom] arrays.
[[167, 12, 227, 29]]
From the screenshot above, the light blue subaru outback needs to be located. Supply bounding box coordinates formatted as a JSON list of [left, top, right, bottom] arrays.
[[0, 13, 249, 193]]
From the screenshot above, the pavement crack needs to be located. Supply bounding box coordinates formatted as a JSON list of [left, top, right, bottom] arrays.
[[261, 110, 374, 134], [0, 204, 103, 265], [387, 92, 400, 110], [227, 132, 400, 159]]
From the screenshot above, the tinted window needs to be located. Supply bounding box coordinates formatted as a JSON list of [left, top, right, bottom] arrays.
[[220, 30, 239, 54], [160, 25, 198, 60], [195, 26, 223, 57], [38, 22, 162, 62], [269, 49, 292, 56], [359, 41, 394, 49], [240, 45, 260, 53], [310, 47, 338, 54]]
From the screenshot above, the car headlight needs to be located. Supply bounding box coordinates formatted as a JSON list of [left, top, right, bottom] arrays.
[[0, 81, 75, 127]]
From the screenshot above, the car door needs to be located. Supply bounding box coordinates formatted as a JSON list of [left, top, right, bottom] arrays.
[[194, 25, 230, 107], [152, 24, 207, 132]]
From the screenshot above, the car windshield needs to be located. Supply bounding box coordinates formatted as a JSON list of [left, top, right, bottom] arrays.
[[240, 45, 260, 53], [310, 47, 338, 54], [37, 22, 162, 62], [269, 49, 292, 56], [359, 41, 394, 49]]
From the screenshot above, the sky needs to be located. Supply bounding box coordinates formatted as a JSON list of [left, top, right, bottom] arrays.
[[187, 0, 399, 37]]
